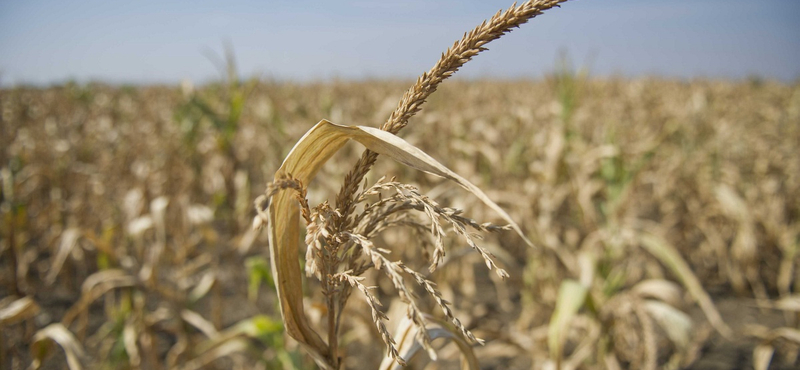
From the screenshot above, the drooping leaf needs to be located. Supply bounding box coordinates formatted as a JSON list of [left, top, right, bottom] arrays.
[[643, 300, 692, 350], [30, 324, 86, 370], [61, 270, 137, 327], [378, 313, 480, 370], [180, 338, 249, 370], [266, 119, 531, 368], [632, 279, 683, 308], [0, 296, 40, 325], [638, 232, 733, 338], [181, 309, 219, 339]]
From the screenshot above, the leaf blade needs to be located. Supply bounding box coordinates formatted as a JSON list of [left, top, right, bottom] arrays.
[[267, 119, 530, 368]]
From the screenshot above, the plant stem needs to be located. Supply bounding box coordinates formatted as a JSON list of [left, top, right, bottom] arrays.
[[7, 214, 22, 296], [324, 244, 341, 369], [327, 287, 339, 369]]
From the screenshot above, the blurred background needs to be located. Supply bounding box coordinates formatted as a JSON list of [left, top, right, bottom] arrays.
[[1, 1, 799, 370]]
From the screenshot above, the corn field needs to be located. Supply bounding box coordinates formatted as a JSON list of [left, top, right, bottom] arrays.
[[2, 72, 799, 369], [0, 4, 798, 370]]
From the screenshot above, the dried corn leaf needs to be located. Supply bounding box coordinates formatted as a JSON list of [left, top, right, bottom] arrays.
[[715, 184, 748, 220], [45, 228, 81, 284], [81, 269, 137, 293], [30, 323, 86, 370], [181, 309, 219, 339], [638, 232, 733, 338], [753, 344, 775, 370], [770, 327, 800, 343], [771, 295, 800, 311], [62, 269, 137, 327], [378, 314, 480, 370], [279, 120, 529, 243], [188, 270, 216, 302], [0, 296, 40, 325], [576, 250, 596, 288], [140, 196, 169, 283], [180, 338, 249, 370], [268, 119, 529, 367], [643, 300, 692, 349], [548, 279, 588, 366], [632, 279, 683, 308], [123, 320, 142, 367]]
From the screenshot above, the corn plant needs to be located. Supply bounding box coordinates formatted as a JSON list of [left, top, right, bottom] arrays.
[[254, 1, 571, 368]]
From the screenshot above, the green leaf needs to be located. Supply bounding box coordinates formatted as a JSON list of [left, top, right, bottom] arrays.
[[548, 279, 588, 365]]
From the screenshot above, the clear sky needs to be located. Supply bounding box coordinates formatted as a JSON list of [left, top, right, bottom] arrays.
[[1, 0, 798, 86]]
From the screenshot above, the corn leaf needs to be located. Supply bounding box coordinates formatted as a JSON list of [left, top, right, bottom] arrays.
[[548, 279, 588, 366], [30, 323, 86, 370], [181, 309, 220, 339], [771, 295, 800, 311], [196, 315, 283, 354], [632, 279, 683, 308], [753, 344, 775, 370], [45, 228, 81, 285], [642, 300, 692, 350], [0, 296, 40, 326], [268, 119, 530, 368], [378, 314, 480, 370], [62, 269, 137, 327], [180, 338, 249, 370], [638, 232, 733, 338], [771, 327, 800, 343]]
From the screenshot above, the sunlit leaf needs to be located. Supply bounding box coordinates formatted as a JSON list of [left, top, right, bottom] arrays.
[[0, 296, 40, 325], [30, 324, 86, 370], [753, 344, 774, 370], [45, 228, 82, 284], [266, 119, 531, 368], [188, 271, 216, 303], [632, 279, 683, 308], [62, 270, 137, 327], [180, 338, 249, 370], [638, 232, 733, 338], [181, 309, 219, 339], [643, 300, 692, 349]]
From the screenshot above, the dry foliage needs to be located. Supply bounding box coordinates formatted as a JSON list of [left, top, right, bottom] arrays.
[[2, 0, 800, 369]]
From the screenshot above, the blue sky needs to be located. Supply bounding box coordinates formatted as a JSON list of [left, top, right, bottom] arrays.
[[1, 0, 798, 86]]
